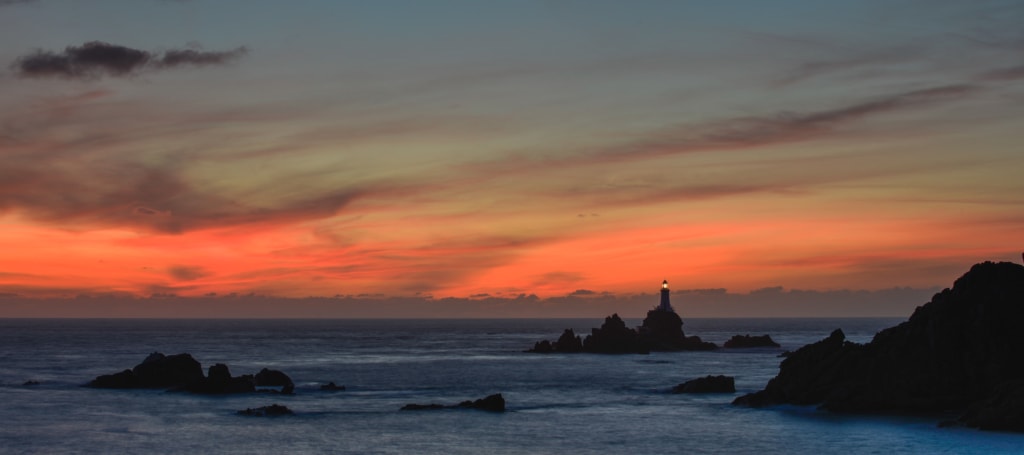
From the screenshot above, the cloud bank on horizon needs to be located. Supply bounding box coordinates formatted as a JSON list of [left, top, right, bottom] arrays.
[[0, 0, 1021, 315]]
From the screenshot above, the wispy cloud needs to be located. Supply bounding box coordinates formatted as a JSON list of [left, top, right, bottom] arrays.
[[599, 84, 976, 161], [978, 65, 1024, 81], [11, 41, 247, 79], [167, 265, 210, 281], [466, 84, 979, 177]]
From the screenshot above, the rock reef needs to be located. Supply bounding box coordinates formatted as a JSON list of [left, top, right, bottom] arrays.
[[320, 382, 346, 391], [733, 261, 1024, 432], [88, 352, 294, 395], [401, 393, 506, 412], [237, 404, 294, 417]]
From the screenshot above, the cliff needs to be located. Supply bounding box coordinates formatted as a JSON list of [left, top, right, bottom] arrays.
[[734, 261, 1024, 432]]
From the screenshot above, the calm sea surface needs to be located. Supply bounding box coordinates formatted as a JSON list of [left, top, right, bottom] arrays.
[[1, 318, 1021, 454]]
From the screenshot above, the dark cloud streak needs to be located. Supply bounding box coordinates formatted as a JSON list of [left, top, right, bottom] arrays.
[[11, 41, 247, 79], [466, 84, 979, 177]]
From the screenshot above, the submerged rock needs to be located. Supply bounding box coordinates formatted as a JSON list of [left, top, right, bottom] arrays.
[[401, 393, 506, 412], [724, 334, 781, 349], [320, 382, 346, 391], [400, 403, 446, 411], [733, 261, 1024, 433], [672, 375, 736, 394], [237, 404, 294, 417], [458, 393, 506, 412]]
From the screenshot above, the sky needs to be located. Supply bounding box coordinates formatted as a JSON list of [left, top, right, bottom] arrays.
[[0, 0, 1022, 318]]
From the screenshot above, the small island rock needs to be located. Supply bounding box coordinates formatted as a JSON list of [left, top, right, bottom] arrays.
[[724, 334, 781, 349], [88, 352, 203, 389]]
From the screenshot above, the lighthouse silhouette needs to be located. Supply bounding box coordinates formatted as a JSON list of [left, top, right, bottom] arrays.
[[656, 279, 675, 313]]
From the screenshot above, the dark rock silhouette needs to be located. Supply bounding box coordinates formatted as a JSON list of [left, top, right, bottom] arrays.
[[724, 334, 781, 349], [528, 329, 583, 353], [22, 380, 41, 386], [401, 403, 445, 411], [733, 261, 1024, 432], [401, 393, 506, 412], [185, 363, 256, 394], [87, 352, 292, 395], [237, 404, 294, 417], [672, 375, 736, 394], [88, 352, 203, 389], [458, 393, 506, 412], [320, 382, 346, 391], [584, 314, 648, 354], [529, 311, 717, 354], [255, 368, 295, 394]]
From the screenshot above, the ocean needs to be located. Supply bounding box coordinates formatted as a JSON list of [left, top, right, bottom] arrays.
[[1, 317, 1022, 454]]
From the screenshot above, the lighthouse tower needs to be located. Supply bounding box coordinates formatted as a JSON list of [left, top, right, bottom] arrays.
[[656, 279, 675, 313]]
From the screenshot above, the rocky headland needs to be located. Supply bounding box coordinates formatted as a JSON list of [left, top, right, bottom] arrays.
[[733, 261, 1024, 432]]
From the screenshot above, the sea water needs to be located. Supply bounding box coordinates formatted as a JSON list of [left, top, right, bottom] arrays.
[[1, 318, 1022, 454]]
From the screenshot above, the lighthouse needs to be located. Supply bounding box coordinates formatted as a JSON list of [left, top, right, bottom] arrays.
[[657, 279, 675, 313]]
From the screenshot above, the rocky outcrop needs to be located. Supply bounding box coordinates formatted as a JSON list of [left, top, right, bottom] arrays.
[[458, 393, 506, 412], [529, 310, 718, 354], [185, 363, 256, 394], [255, 368, 294, 394], [724, 334, 781, 349], [734, 261, 1024, 432], [87, 353, 293, 395], [528, 329, 584, 353], [672, 375, 736, 394], [401, 393, 506, 412], [88, 352, 203, 389], [237, 404, 294, 417], [584, 314, 648, 354]]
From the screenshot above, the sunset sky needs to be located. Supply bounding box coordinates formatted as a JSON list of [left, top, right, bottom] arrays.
[[1, 1, 1022, 317]]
